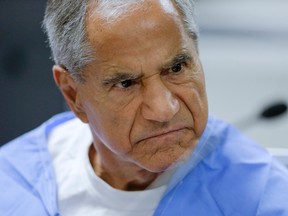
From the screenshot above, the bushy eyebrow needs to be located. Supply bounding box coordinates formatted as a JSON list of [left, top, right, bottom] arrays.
[[161, 52, 193, 69], [102, 72, 144, 86], [101, 52, 193, 86]]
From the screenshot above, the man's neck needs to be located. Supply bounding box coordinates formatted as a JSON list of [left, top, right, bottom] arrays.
[[88, 144, 161, 191]]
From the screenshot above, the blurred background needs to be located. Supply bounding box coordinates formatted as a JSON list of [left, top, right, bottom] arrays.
[[197, 0, 288, 152], [0, 0, 287, 157], [0, 0, 63, 145]]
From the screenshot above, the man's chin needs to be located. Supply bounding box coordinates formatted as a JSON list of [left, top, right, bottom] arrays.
[[140, 149, 194, 173]]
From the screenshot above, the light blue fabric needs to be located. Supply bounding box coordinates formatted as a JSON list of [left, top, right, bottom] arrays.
[[1, 112, 288, 216], [154, 117, 288, 215], [0, 112, 75, 216]]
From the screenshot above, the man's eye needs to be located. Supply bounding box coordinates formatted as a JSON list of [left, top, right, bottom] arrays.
[[170, 63, 184, 73], [115, 80, 133, 89]]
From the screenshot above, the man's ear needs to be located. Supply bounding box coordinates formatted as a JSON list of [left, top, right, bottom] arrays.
[[52, 65, 89, 123]]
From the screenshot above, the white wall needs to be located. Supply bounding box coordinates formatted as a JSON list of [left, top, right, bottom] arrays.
[[196, 0, 288, 149]]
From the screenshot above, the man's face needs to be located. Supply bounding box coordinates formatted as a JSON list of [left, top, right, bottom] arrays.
[[77, 0, 208, 172]]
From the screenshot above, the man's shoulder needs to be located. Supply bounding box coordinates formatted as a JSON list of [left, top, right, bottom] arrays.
[[207, 118, 288, 213], [158, 116, 288, 215], [0, 111, 77, 182], [187, 116, 288, 214], [0, 111, 76, 215], [203, 115, 288, 188]]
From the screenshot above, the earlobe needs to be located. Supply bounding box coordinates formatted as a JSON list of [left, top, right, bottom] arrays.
[[52, 65, 89, 123]]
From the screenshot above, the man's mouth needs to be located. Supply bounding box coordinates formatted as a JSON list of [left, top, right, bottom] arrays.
[[136, 125, 189, 143]]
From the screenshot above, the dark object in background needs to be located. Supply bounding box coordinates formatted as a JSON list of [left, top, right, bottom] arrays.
[[260, 102, 287, 119], [0, 1, 64, 145], [235, 101, 288, 131]]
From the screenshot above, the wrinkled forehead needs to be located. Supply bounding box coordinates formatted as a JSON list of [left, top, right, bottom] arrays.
[[88, 0, 178, 22], [84, 0, 194, 76]]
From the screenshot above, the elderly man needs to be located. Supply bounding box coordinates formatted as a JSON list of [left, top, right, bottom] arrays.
[[1, 0, 288, 215]]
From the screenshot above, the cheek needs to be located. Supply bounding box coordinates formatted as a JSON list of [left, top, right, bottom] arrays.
[[177, 76, 208, 135], [86, 102, 137, 155], [79, 81, 140, 155]]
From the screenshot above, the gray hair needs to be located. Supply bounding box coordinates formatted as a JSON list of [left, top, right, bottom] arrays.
[[43, 0, 198, 82]]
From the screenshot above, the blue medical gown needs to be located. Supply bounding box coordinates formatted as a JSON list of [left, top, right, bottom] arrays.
[[0, 112, 288, 215]]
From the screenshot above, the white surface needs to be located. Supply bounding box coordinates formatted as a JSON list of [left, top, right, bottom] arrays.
[[268, 148, 288, 168], [196, 0, 288, 149]]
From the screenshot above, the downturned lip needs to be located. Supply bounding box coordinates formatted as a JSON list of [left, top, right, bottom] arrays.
[[136, 126, 189, 143]]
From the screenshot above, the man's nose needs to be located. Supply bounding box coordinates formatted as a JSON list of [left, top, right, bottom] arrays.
[[141, 79, 180, 122]]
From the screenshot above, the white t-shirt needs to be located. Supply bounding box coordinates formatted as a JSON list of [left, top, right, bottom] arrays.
[[48, 118, 171, 216]]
